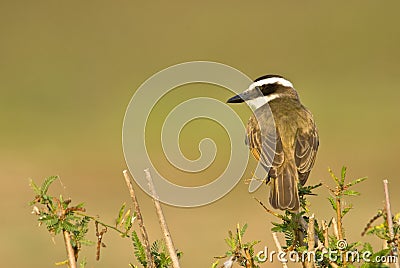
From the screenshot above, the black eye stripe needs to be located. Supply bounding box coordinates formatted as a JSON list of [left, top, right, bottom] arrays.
[[260, 83, 278, 96]]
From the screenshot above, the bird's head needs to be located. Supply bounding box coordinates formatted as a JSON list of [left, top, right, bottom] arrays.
[[227, 75, 299, 109]]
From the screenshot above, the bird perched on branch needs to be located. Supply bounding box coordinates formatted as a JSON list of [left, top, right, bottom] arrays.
[[227, 75, 319, 211]]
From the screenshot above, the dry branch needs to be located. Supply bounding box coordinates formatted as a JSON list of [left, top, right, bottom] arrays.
[[383, 179, 399, 268], [305, 214, 315, 268], [63, 230, 77, 268], [331, 218, 339, 240], [321, 220, 329, 249], [272, 232, 288, 268], [335, 198, 343, 241], [123, 170, 155, 268], [145, 169, 181, 268]]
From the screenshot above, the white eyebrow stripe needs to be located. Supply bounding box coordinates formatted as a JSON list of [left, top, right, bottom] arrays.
[[249, 77, 293, 90], [247, 93, 282, 110]]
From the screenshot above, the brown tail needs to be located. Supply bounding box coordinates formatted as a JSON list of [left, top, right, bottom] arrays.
[[269, 161, 300, 211]]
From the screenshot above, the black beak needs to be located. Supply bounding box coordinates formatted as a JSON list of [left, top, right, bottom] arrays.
[[227, 94, 244, 103]]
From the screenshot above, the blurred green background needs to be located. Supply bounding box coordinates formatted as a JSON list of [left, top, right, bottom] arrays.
[[1, 1, 400, 267]]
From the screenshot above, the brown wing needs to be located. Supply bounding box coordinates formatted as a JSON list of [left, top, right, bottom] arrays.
[[245, 114, 283, 171], [246, 114, 300, 210], [294, 119, 319, 185], [246, 105, 318, 211]]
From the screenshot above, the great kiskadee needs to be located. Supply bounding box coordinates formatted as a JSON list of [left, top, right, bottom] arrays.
[[227, 75, 319, 211]]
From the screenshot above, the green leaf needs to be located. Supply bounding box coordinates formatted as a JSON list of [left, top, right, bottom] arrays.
[[211, 260, 219, 268], [240, 223, 248, 237], [62, 221, 78, 233], [347, 241, 361, 250], [41, 175, 58, 196], [340, 166, 347, 186], [41, 214, 59, 226], [225, 250, 233, 256], [341, 205, 353, 217], [151, 240, 160, 254], [328, 167, 339, 185], [362, 242, 373, 253], [79, 257, 87, 268], [116, 203, 126, 226], [131, 231, 147, 266], [271, 222, 285, 232], [343, 190, 360, 196], [75, 203, 85, 208], [224, 237, 236, 250], [299, 183, 322, 197], [124, 214, 133, 232], [224, 230, 236, 250], [271, 226, 283, 232], [328, 197, 337, 210], [29, 179, 41, 195], [346, 177, 367, 188], [176, 250, 183, 259], [79, 238, 95, 246], [327, 218, 333, 228]]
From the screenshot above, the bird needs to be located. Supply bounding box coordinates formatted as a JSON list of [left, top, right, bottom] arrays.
[[227, 74, 319, 211]]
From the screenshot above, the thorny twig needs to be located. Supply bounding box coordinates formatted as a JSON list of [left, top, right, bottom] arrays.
[[95, 222, 107, 261], [253, 197, 284, 219]]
